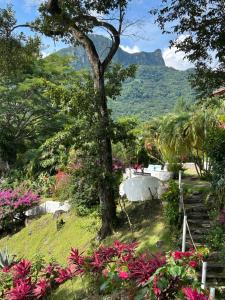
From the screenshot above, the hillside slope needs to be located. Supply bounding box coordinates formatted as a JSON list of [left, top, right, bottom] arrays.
[[57, 35, 195, 120], [0, 202, 170, 298]]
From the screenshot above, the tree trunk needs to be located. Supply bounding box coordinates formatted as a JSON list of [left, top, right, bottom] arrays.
[[95, 70, 117, 239]]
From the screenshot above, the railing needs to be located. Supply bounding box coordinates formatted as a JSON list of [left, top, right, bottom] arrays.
[[178, 171, 216, 300]]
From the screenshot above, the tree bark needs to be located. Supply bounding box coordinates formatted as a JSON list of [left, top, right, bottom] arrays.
[[69, 26, 120, 239], [95, 70, 117, 239]]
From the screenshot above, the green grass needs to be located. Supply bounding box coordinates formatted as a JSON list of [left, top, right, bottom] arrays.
[[0, 200, 171, 299]]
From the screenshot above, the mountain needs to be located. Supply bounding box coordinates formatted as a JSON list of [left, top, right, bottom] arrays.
[[57, 35, 195, 120]]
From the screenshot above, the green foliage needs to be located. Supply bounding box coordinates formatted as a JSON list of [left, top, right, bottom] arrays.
[[206, 127, 225, 209], [0, 5, 40, 80], [162, 181, 180, 228], [167, 163, 183, 179], [146, 104, 218, 177], [0, 247, 17, 269], [207, 224, 224, 251], [110, 65, 195, 120]]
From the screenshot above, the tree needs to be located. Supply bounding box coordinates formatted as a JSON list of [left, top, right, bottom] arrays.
[[36, 0, 131, 238], [146, 107, 218, 177], [151, 0, 225, 96], [0, 52, 76, 166], [1, 1, 133, 238]]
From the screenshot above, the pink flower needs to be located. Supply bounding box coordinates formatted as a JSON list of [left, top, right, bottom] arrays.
[[183, 287, 209, 300], [33, 279, 50, 299], [118, 271, 129, 280], [6, 279, 32, 300]]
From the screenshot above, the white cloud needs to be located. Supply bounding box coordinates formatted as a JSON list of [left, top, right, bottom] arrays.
[[120, 45, 141, 54], [162, 35, 194, 70], [23, 0, 45, 10], [162, 46, 193, 70]]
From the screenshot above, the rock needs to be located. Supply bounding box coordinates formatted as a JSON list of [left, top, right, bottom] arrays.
[[53, 210, 66, 219], [156, 240, 165, 249]]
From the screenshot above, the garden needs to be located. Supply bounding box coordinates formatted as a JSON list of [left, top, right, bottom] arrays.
[[0, 0, 225, 299]]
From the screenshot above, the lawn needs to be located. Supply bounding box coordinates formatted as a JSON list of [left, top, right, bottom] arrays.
[[0, 199, 171, 299]]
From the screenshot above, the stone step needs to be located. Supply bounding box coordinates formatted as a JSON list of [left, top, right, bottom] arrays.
[[184, 197, 203, 204], [187, 212, 209, 219], [206, 262, 225, 273], [185, 234, 207, 243], [188, 219, 211, 228], [208, 252, 222, 261], [185, 203, 208, 213], [188, 227, 210, 235]]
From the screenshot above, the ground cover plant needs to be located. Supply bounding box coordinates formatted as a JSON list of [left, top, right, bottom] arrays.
[[0, 240, 209, 300]]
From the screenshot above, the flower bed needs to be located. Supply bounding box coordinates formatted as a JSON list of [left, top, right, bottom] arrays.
[[0, 241, 209, 299]]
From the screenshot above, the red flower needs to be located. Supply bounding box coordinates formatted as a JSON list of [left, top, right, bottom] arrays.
[[33, 279, 50, 299], [172, 251, 193, 260], [118, 271, 129, 280], [13, 260, 31, 280], [189, 261, 198, 268], [183, 287, 209, 300], [6, 279, 32, 300]]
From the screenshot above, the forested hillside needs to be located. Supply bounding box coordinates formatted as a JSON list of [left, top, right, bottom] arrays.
[[58, 35, 195, 120]]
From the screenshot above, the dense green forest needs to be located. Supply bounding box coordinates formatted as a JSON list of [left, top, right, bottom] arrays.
[[58, 35, 195, 120]]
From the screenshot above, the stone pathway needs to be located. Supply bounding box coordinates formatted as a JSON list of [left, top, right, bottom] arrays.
[[183, 191, 225, 289]]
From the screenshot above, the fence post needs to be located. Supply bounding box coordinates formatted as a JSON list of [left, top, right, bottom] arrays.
[[182, 215, 187, 252], [179, 187, 183, 213], [179, 170, 182, 190], [201, 262, 207, 289], [209, 287, 215, 300]]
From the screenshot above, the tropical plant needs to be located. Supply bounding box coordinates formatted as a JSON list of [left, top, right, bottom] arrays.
[[146, 105, 218, 177], [0, 241, 209, 299], [0, 248, 17, 270]]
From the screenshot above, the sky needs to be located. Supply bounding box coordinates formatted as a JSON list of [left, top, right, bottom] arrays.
[[0, 0, 193, 70]]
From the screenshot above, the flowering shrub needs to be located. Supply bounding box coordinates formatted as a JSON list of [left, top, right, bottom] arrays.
[[0, 190, 39, 234], [183, 287, 209, 300], [0, 241, 209, 300], [148, 250, 204, 299]]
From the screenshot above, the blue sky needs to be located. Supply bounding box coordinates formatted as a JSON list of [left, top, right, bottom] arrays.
[[0, 0, 193, 70]]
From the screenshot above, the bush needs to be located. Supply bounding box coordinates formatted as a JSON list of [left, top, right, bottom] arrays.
[[167, 163, 184, 179], [0, 189, 39, 234], [207, 210, 225, 251], [162, 181, 180, 228]]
